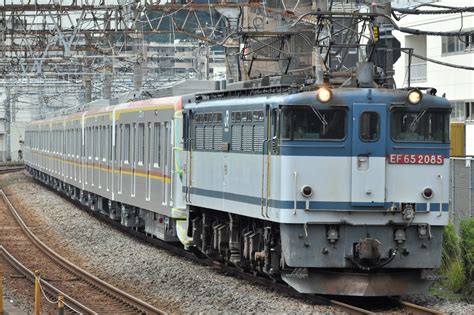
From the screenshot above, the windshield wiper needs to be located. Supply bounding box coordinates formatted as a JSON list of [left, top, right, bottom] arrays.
[[310, 105, 328, 128], [409, 108, 427, 132]]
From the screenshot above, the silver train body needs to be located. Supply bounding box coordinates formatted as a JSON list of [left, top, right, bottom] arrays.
[[24, 87, 451, 296]]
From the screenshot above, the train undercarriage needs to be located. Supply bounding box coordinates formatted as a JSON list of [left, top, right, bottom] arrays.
[[188, 207, 283, 278]]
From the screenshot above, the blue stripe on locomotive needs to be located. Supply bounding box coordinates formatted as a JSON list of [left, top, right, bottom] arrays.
[[183, 186, 449, 212]]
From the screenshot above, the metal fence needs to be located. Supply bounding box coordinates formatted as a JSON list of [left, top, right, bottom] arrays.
[[450, 158, 474, 230]]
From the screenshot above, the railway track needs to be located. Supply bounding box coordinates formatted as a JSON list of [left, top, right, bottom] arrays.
[[0, 189, 165, 315], [398, 300, 444, 315], [327, 297, 444, 314], [0, 165, 25, 174], [1, 172, 444, 315]]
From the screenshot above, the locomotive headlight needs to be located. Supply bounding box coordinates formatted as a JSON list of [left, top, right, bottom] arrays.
[[407, 89, 422, 105], [317, 87, 332, 103], [301, 185, 313, 198], [422, 187, 434, 199]]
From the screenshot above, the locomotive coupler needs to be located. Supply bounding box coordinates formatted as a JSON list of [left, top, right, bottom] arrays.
[[355, 237, 381, 261], [401, 203, 415, 225]]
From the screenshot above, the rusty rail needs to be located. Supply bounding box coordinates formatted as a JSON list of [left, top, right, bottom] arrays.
[[0, 166, 25, 174], [329, 299, 375, 314], [0, 246, 97, 314], [0, 189, 165, 315], [399, 300, 444, 315]]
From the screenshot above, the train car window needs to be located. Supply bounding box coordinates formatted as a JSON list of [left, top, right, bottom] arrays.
[[115, 124, 119, 163], [88, 128, 92, 158], [280, 106, 346, 140], [104, 126, 108, 162], [124, 124, 130, 164], [99, 126, 104, 161], [246, 111, 253, 122], [109, 126, 113, 162], [138, 123, 145, 165], [214, 112, 222, 123], [360, 112, 380, 141], [85, 128, 88, 158], [203, 113, 210, 123], [233, 112, 241, 123], [241, 112, 248, 123], [153, 122, 161, 167], [131, 123, 137, 166], [147, 123, 152, 166], [77, 128, 81, 158], [95, 127, 100, 160], [391, 110, 449, 143], [253, 111, 264, 122]]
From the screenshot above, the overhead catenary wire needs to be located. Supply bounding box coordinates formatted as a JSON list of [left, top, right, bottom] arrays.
[[405, 51, 474, 71], [393, 6, 474, 15], [399, 27, 474, 37]]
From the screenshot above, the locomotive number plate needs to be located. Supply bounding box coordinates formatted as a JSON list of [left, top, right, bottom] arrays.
[[388, 154, 444, 165]]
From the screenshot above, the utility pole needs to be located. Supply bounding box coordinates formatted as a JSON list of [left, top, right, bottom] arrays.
[[4, 85, 11, 161]]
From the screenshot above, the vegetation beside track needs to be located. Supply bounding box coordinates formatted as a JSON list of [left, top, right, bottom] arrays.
[[430, 219, 474, 302]]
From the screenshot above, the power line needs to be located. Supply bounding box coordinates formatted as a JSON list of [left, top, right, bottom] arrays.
[[393, 6, 474, 15], [399, 27, 474, 37], [406, 51, 474, 71]]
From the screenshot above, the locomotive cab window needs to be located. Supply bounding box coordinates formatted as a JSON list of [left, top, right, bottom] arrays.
[[281, 105, 346, 140], [360, 112, 380, 141], [391, 109, 449, 143]]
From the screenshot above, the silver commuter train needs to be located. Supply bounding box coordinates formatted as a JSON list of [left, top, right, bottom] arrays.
[[24, 85, 451, 296]]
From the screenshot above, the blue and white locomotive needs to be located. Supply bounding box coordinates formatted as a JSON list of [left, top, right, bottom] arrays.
[[23, 78, 450, 296]]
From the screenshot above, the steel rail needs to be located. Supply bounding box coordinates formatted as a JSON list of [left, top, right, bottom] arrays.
[[0, 166, 25, 174], [329, 299, 374, 315], [399, 300, 444, 315], [0, 189, 165, 315], [0, 246, 97, 315]]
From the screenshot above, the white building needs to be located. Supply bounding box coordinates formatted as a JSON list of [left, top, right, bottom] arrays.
[[393, 0, 474, 124]]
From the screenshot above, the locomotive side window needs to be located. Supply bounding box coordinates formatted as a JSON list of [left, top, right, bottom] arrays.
[[232, 111, 242, 123], [281, 106, 346, 140], [391, 110, 449, 143], [360, 112, 380, 141]]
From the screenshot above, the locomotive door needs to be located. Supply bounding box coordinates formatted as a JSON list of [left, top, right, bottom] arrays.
[[351, 104, 386, 206]]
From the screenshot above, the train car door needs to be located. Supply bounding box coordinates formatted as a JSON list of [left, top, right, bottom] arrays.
[[351, 104, 386, 206], [222, 109, 231, 208]]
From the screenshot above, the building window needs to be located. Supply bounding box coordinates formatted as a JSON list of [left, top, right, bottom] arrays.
[[466, 101, 474, 122], [442, 34, 474, 54]]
